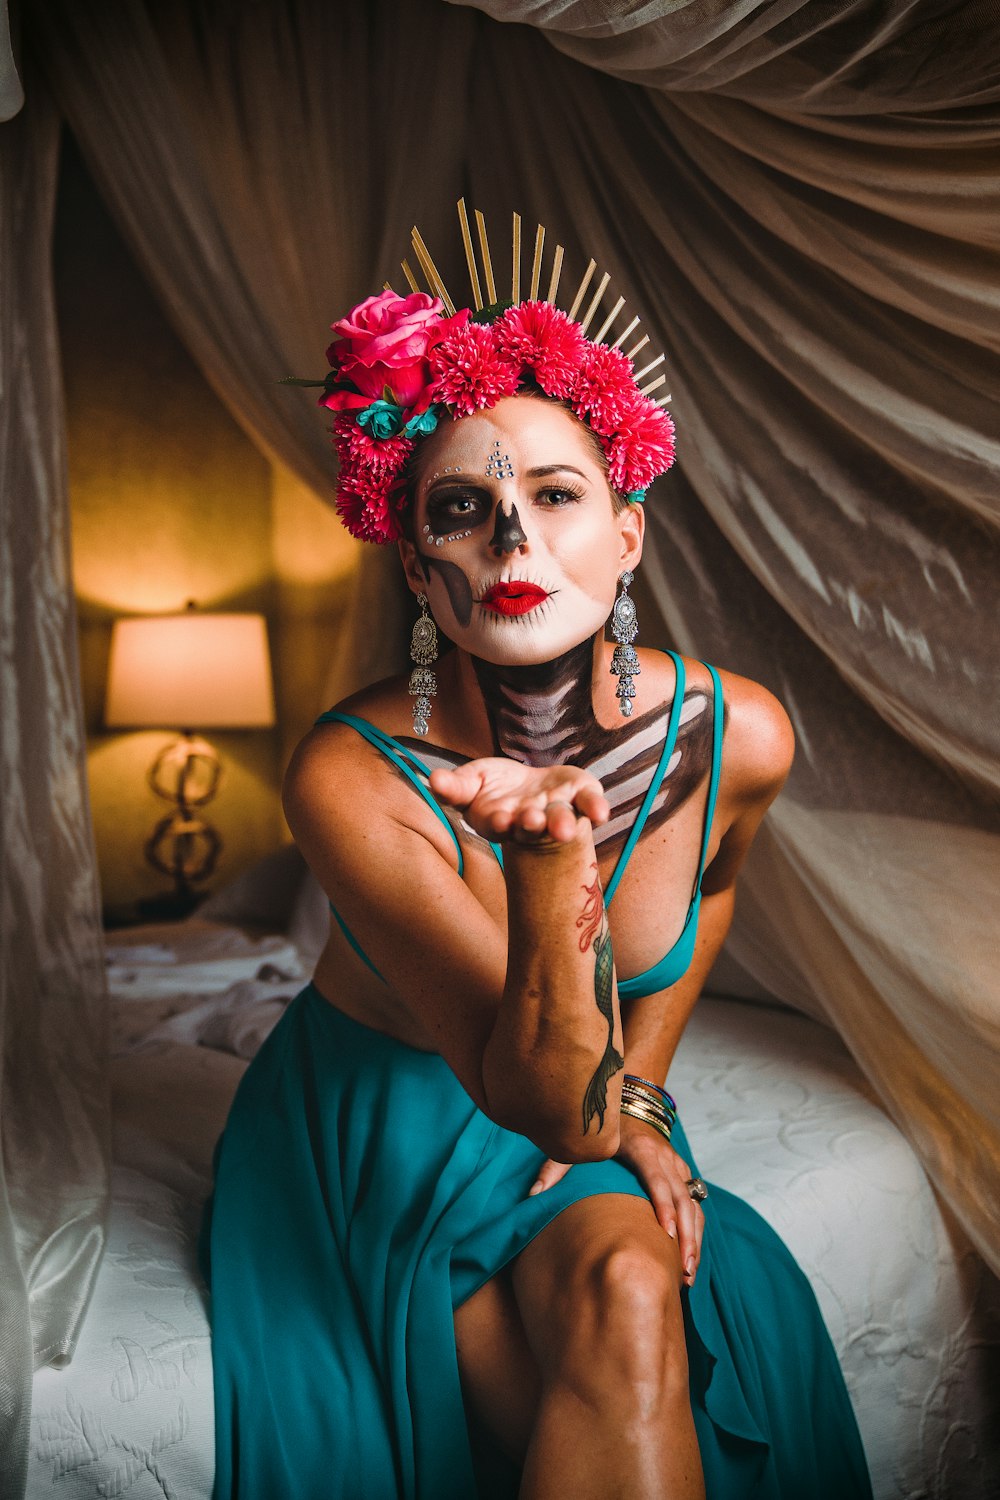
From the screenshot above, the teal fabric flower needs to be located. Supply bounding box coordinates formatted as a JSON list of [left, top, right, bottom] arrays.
[[403, 406, 441, 438], [625, 488, 647, 504], [357, 400, 406, 439]]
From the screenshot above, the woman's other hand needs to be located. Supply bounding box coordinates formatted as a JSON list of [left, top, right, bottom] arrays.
[[430, 759, 611, 845], [525, 1115, 705, 1286]]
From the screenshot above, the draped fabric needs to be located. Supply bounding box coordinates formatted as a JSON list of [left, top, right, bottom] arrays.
[[0, 50, 109, 1497], [9, 7, 998, 1479], [31, 0, 483, 504], [455, 0, 1000, 112], [0, 0, 23, 121]]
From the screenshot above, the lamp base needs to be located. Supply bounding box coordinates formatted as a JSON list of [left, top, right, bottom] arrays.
[[142, 736, 224, 913], [137, 887, 208, 922]]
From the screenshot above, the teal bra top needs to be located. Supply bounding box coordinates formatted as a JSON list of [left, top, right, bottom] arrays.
[[315, 648, 723, 1001]]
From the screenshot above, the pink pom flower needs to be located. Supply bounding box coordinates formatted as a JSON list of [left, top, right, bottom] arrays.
[[492, 301, 587, 399], [604, 396, 676, 493], [333, 415, 413, 475], [334, 467, 407, 545], [328, 289, 443, 407], [428, 320, 520, 416], [570, 343, 639, 435]]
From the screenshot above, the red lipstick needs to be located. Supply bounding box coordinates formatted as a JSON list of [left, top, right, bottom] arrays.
[[479, 582, 550, 617]]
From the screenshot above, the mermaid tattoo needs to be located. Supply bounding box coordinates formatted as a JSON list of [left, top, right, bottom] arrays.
[[577, 865, 625, 1135]]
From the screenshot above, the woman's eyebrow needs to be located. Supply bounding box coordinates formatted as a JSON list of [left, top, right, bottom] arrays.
[[426, 472, 486, 494], [526, 464, 588, 479]]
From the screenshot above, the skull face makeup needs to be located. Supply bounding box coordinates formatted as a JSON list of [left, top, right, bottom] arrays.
[[400, 396, 642, 668], [488, 502, 528, 555]]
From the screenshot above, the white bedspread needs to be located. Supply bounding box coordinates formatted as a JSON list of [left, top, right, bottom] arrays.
[[30, 1042, 241, 1500], [27, 922, 1000, 1500]]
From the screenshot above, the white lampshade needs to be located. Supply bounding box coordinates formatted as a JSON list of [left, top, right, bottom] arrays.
[[106, 613, 275, 729]]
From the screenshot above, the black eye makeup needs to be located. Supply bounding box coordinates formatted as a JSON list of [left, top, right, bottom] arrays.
[[420, 465, 591, 543], [424, 486, 491, 539]]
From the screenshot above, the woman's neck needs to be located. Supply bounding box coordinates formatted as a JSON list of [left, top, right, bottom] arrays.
[[434, 637, 715, 861], [467, 637, 607, 767]]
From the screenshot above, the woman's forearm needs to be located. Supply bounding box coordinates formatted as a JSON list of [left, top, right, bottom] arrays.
[[481, 828, 624, 1160]]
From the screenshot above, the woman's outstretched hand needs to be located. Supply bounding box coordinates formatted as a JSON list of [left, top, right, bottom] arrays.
[[526, 1116, 705, 1286], [429, 759, 611, 845]]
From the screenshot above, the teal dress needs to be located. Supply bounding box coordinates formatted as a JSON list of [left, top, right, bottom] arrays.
[[200, 652, 872, 1499]]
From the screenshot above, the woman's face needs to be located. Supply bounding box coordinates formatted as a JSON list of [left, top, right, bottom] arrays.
[[400, 396, 643, 666]]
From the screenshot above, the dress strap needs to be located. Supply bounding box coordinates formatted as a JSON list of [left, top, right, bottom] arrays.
[[603, 650, 686, 908], [315, 710, 466, 877], [692, 663, 724, 898], [328, 901, 386, 982]]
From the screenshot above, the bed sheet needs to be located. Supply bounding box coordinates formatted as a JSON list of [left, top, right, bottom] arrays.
[[26, 923, 1000, 1500], [29, 1043, 241, 1500], [673, 999, 1000, 1500]]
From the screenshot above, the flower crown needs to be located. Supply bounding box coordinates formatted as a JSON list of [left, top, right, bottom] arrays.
[[289, 203, 676, 545]]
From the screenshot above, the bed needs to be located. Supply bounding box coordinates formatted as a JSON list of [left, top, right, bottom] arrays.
[[26, 854, 1000, 1500]]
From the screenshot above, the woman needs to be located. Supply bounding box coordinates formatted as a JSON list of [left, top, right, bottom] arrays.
[[201, 239, 872, 1498]]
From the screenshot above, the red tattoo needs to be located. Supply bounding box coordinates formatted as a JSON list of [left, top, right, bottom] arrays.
[[576, 865, 604, 952]]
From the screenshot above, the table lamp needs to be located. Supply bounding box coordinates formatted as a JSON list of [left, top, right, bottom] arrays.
[[105, 606, 275, 917]]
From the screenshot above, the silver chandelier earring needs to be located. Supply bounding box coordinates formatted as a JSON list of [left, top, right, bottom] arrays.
[[408, 593, 438, 737], [610, 570, 640, 718]]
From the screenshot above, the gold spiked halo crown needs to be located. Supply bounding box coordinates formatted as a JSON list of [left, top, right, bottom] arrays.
[[295, 200, 675, 543]]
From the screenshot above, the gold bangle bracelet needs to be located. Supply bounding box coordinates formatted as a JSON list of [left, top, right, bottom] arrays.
[[622, 1079, 677, 1111], [620, 1100, 673, 1142], [620, 1104, 673, 1143], [620, 1097, 670, 1126], [621, 1084, 676, 1127]]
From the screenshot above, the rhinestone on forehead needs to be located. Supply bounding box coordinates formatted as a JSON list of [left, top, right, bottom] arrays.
[[484, 440, 515, 481]]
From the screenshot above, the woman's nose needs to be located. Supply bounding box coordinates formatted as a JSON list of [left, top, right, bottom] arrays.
[[489, 500, 528, 555]]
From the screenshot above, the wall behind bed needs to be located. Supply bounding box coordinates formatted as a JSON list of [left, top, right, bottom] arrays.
[[53, 128, 358, 917]]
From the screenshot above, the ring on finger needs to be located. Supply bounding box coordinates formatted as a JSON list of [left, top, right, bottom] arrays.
[[685, 1177, 709, 1203]]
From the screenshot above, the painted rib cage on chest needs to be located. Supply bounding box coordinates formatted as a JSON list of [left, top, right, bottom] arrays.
[[390, 685, 713, 860]]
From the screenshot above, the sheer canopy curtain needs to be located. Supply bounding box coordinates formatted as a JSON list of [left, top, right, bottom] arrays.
[[32, 0, 479, 502], [0, 52, 108, 1498], [28, 0, 1000, 1283]]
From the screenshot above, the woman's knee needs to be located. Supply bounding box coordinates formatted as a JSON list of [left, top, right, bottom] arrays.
[[585, 1241, 685, 1342], [532, 1238, 689, 1399]]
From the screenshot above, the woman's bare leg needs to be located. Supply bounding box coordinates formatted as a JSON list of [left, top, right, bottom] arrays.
[[454, 1192, 703, 1500], [454, 1266, 541, 1464], [510, 1193, 704, 1500]]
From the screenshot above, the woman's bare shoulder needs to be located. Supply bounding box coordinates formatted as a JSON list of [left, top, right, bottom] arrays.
[[711, 661, 795, 806], [283, 673, 413, 822]]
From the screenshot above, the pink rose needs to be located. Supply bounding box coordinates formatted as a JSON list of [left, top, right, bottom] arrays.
[[327, 290, 444, 407]]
